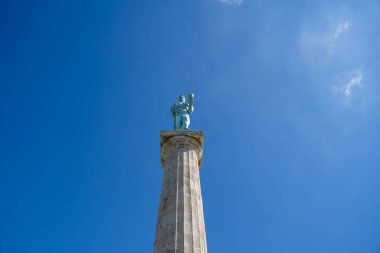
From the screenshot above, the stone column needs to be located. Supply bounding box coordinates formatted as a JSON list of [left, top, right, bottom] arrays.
[[154, 131, 207, 253]]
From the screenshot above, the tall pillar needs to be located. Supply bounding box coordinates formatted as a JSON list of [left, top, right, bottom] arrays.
[[154, 131, 207, 253]]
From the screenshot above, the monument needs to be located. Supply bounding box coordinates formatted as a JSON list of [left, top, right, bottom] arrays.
[[154, 93, 208, 253]]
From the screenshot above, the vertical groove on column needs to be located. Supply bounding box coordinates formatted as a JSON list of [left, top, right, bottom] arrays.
[[178, 148, 185, 253], [199, 177, 207, 252], [194, 153, 203, 252], [191, 151, 199, 250], [200, 168, 207, 252], [188, 150, 194, 253], [175, 150, 179, 253], [181, 150, 186, 253]]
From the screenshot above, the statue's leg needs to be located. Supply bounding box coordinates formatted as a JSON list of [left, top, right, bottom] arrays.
[[182, 114, 190, 130], [175, 115, 182, 130]]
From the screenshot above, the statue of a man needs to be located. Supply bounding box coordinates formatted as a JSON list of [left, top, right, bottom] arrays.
[[171, 92, 194, 130]]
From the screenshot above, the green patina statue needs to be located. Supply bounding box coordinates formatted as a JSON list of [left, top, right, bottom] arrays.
[[171, 92, 194, 130]]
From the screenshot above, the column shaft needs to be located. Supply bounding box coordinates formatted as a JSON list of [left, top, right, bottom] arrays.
[[154, 133, 207, 253]]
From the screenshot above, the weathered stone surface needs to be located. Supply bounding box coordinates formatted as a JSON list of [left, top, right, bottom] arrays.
[[154, 131, 207, 253]]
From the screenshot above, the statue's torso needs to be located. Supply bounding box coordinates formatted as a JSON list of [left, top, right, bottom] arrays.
[[172, 102, 189, 115]]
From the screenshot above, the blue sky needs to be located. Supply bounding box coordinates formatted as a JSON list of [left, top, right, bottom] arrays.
[[1, 0, 380, 252]]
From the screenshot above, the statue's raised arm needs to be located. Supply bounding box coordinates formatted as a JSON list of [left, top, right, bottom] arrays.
[[187, 92, 194, 114], [170, 92, 195, 130]]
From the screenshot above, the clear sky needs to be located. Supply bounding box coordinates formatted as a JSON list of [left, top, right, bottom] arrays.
[[1, 0, 380, 252]]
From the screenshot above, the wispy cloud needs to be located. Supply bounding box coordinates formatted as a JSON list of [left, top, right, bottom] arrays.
[[334, 21, 350, 38], [331, 70, 363, 98], [218, 0, 243, 6], [297, 7, 368, 105], [298, 19, 353, 65]]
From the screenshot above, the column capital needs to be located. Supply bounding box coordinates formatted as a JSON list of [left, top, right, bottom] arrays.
[[160, 130, 204, 168]]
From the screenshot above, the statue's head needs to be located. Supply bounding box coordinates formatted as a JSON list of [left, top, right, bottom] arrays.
[[178, 95, 185, 103]]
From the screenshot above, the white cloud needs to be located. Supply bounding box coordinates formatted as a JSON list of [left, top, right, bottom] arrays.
[[334, 21, 351, 38], [298, 19, 353, 65], [331, 70, 363, 98], [218, 0, 243, 6], [297, 8, 369, 105]]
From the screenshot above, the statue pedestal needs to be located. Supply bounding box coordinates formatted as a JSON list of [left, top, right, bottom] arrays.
[[154, 131, 207, 253]]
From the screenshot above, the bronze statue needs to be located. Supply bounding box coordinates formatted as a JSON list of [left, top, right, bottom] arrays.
[[171, 92, 194, 130]]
